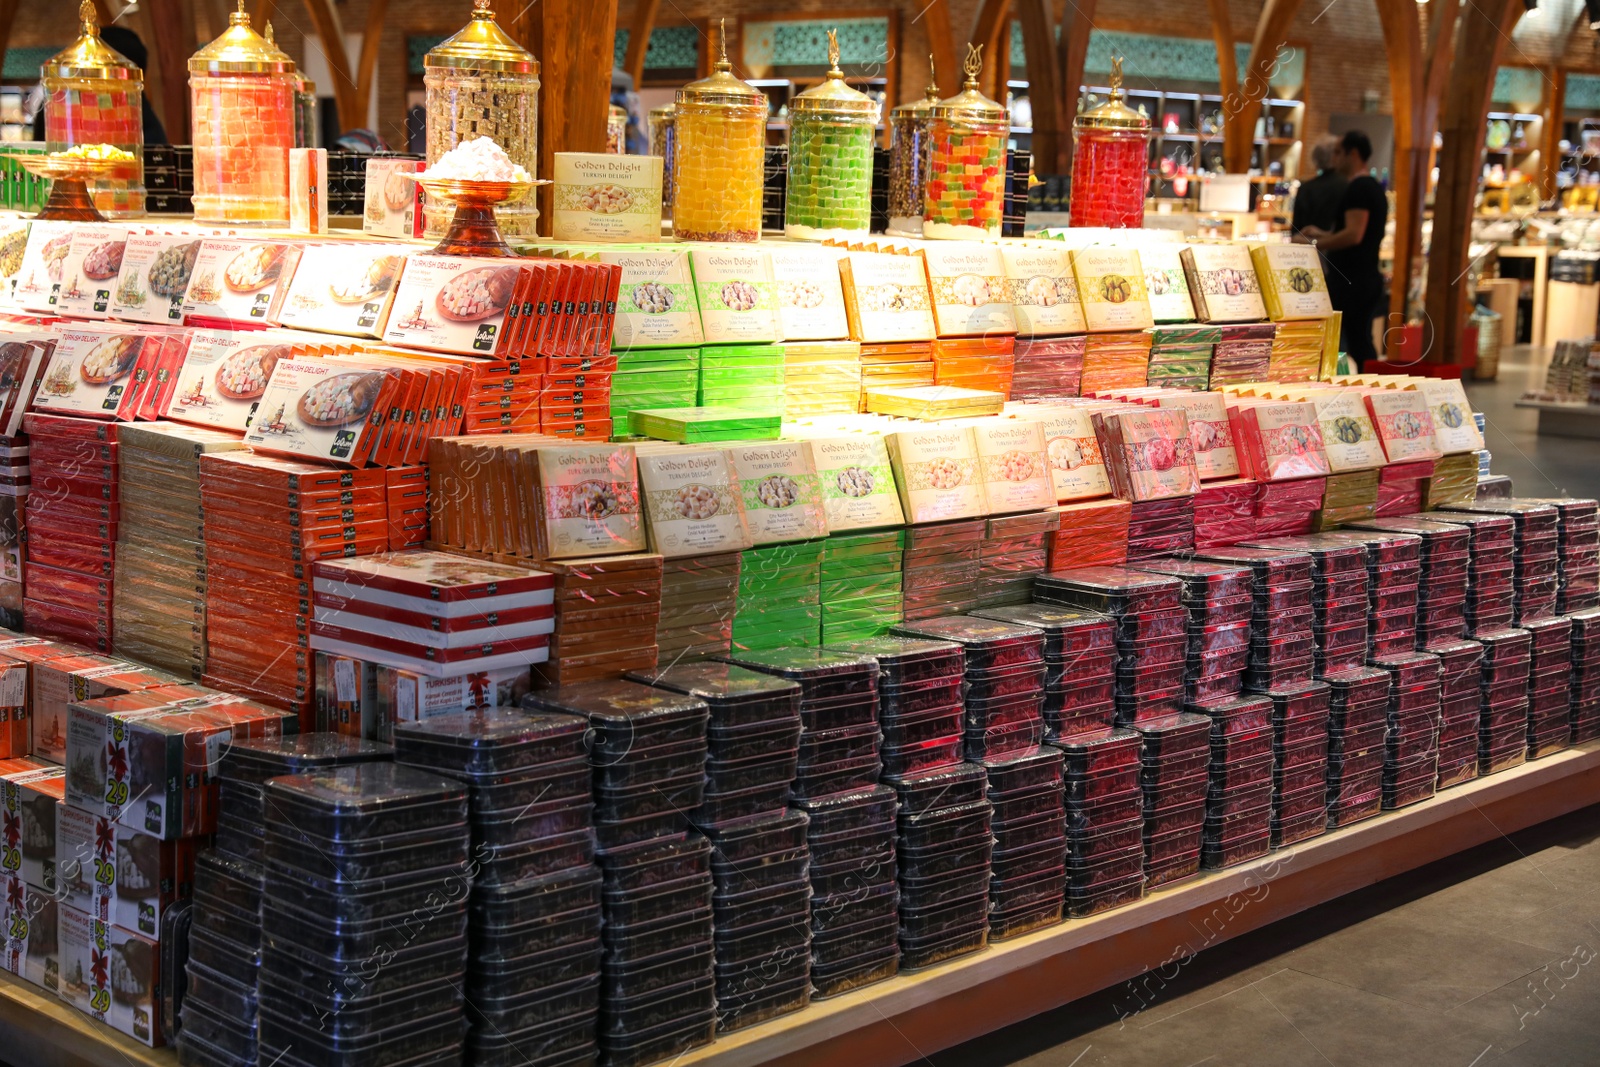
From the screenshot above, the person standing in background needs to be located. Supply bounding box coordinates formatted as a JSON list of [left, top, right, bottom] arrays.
[[1296, 130, 1387, 365], [1291, 135, 1346, 236]]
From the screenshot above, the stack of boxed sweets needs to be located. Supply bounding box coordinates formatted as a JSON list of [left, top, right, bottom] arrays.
[[254, 765, 471, 1067], [1348, 516, 1471, 648], [1053, 726, 1146, 915], [1130, 559, 1254, 706], [1191, 692, 1275, 869], [1133, 713, 1213, 887], [1443, 499, 1561, 626], [972, 603, 1115, 742], [1320, 664, 1392, 828], [630, 661, 809, 1032], [1570, 608, 1600, 742], [734, 540, 823, 651], [1144, 324, 1217, 390], [931, 337, 1015, 394], [978, 511, 1058, 609], [657, 552, 740, 660], [1320, 528, 1424, 658], [1516, 497, 1600, 612], [901, 520, 985, 622], [0, 757, 68, 991], [54, 682, 293, 1048], [1258, 680, 1333, 847], [112, 423, 247, 680], [611, 347, 701, 430], [1368, 650, 1443, 809], [1209, 325, 1275, 387], [1427, 509, 1516, 636], [22, 414, 121, 653], [1522, 615, 1575, 759], [520, 682, 718, 1064], [1477, 628, 1534, 774], [309, 552, 557, 737], [177, 734, 391, 1067], [1247, 534, 1371, 677], [978, 746, 1067, 938], [714, 649, 898, 994], [699, 345, 785, 415], [1010, 336, 1085, 399], [819, 529, 904, 644], [1197, 544, 1317, 692], [1032, 567, 1189, 729], [1426, 638, 1486, 789]]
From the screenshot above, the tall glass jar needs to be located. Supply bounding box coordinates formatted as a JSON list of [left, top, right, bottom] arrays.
[[887, 67, 938, 236], [1069, 56, 1150, 228], [295, 76, 318, 148], [42, 0, 145, 217], [424, 0, 540, 236], [608, 105, 628, 154], [784, 29, 878, 240], [924, 44, 1007, 240], [649, 103, 675, 213], [673, 20, 765, 242], [188, 1, 295, 225]]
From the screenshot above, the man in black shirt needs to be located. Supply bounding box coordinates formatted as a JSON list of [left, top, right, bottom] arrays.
[[1291, 136, 1346, 236], [1296, 130, 1387, 364]]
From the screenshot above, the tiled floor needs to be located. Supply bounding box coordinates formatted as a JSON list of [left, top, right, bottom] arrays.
[[930, 802, 1600, 1067], [928, 357, 1600, 1067]]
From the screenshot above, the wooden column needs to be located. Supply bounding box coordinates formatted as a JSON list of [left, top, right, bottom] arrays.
[[970, 0, 1011, 101], [1376, 0, 1423, 333], [919, 0, 959, 100], [1056, 0, 1095, 174], [298, 0, 360, 133], [144, 0, 192, 139], [1424, 0, 1525, 365], [526, 0, 618, 235], [1225, 0, 1302, 173], [1016, 0, 1064, 173], [1541, 67, 1565, 202], [353, 0, 390, 128], [622, 0, 660, 88]]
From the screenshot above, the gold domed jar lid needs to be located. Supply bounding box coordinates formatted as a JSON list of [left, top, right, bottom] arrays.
[[1074, 57, 1148, 131], [189, 1, 295, 74], [890, 57, 940, 119], [677, 20, 764, 109], [649, 102, 675, 122], [425, 0, 538, 75], [791, 30, 879, 120], [929, 43, 1006, 125], [46, 1, 140, 82]]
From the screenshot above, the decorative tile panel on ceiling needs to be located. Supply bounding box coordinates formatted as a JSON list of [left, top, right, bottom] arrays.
[[1492, 66, 1545, 110], [613, 25, 701, 71], [1566, 73, 1600, 112], [1008, 28, 1300, 95], [742, 17, 889, 73], [5, 47, 60, 80]]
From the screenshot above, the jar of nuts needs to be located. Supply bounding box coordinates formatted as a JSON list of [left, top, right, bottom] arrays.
[[887, 65, 940, 236]]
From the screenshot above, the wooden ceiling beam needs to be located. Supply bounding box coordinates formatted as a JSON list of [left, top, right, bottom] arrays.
[[1016, 0, 1064, 172], [969, 0, 1011, 99], [297, 0, 360, 133], [622, 0, 660, 87], [1057, 0, 1096, 173], [1226, 0, 1302, 173], [918, 0, 959, 98], [353, 0, 390, 130]]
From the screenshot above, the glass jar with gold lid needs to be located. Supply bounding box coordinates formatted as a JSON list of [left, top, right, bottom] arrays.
[[295, 76, 318, 148], [188, 2, 295, 225], [424, 0, 540, 236], [1069, 56, 1150, 228], [673, 20, 765, 242], [42, 0, 145, 217], [649, 103, 675, 212], [784, 29, 878, 240], [924, 43, 1008, 240], [607, 105, 628, 154], [887, 61, 939, 236]]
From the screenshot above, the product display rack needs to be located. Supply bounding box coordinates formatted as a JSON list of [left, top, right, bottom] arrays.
[[1, 743, 1591, 1067]]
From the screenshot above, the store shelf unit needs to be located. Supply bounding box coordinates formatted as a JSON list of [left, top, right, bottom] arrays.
[[7, 743, 1595, 1067]]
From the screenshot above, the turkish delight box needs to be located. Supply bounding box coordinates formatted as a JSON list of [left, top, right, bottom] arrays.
[[1152, 391, 1239, 481], [363, 158, 425, 239], [1, 873, 59, 993], [1069, 247, 1154, 333], [636, 446, 753, 557], [726, 439, 827, 544], [56, 803, 194, 939], [32, 656, 165, 765], [1301, 388, 1388, 471], [1417, 378, 1485, 453], [181, 238, 301, 323], [12, 222, 73, 313], [803, 433, 905, 532], [1027, 405, 1111, 502], [243, 358, 398, 467], [1000, 244, 1086, 336], [967, 417, 1053, 514], [600, 248, 704, 349], [553, 152, 664, 243], [766, 244, 850, 342], [30, 326, 158, 421], [373, 664, 530, 737], [1249, 242, 1333, 320], [886, 425, 986, 524], [1095, 408, 1200, 501], [0, 220, 30, 312], [161, 327, 290, 432], [1231, 399, 1331, 481], [1365, 388, 1442, 462], [382, 255, 524, 355], [53, 224, 129, 320], [276, 244, 405, 338], [1139, 244, 1197, 323], [920, 242, 1018, 337], [57, 903, 165, 1046], [6, 766, 64, 891], [688, 248, 781, 344], [533, 442, 647, 558], [109, 234, 201, 325], [839, 250, 936, 343], [1181, 242, 1268, 323]]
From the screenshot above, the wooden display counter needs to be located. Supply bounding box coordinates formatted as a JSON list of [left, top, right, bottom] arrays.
[[1515, 398, 1600, 439], [3, 744, 1597, 1067]]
